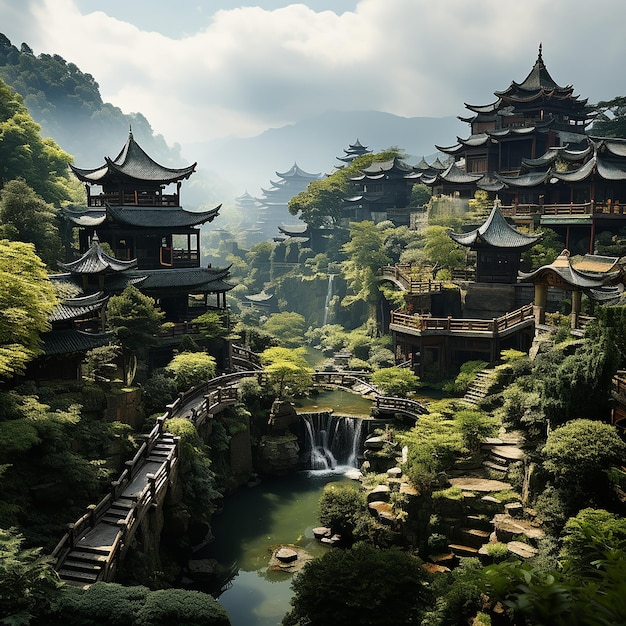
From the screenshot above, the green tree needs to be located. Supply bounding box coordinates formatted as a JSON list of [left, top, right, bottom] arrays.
[[106, 286, 165, 385], [318, 482, 365, 541], [0, 79, 74, 205], [288, 149, 404, 228], [260, 346, 313, 399], [0, 178, 64, 267], [341, 221, 391, 312], [165, 352, 217, 391], [283, 542, 432, 626], [0, 527, 61, 624], [192, 310, 227, 340], [542, 419, 626, 492], [0, 239, 57, 379], [422, 225, 465, 274], [371, 366, 419, 397], [263, 311, 306, 347], [455, 408, 499, 453], [589, 96, 626, 138]]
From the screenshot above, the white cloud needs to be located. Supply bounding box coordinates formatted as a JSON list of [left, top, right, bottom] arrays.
[[2, 0, 625, 145]]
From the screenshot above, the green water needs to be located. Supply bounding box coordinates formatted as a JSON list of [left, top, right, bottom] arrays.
[[199, 471, 354, 626], [293, 388, 373, 416]]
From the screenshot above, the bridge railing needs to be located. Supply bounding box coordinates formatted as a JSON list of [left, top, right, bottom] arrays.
[[51, 415, 175, 569], [378, 265, 444, 294], [375, 396, 428, 416]]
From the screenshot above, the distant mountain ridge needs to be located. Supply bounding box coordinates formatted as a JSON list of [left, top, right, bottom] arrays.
[[0, 32, 467, 220], [187, 110, 466, 202]]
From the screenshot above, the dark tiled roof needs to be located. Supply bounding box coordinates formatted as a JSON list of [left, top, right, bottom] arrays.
[[41, 329, 114, 356], [58, 239, 138, 274], [127, 267, 234, 294], [519, 250, 622, 293], [63, 206, 107, 227], [275, 163, 322, 180], [450, 202, 542, 250], [107, 205, 220, 228], [49, 292, 108, 322], [70, 131, 196, 184]]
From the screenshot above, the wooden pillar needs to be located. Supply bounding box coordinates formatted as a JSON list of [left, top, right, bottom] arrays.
[[571, 290, 582, 329], [533, 283, 548, 325]]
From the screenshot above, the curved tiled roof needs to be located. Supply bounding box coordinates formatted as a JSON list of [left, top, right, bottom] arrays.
[[62, 204, 220, 228], [41, 329, 114, 356], [70, 130, 196, 185], [450, 201, 542, 250], [49, 292, 108, 323], [518, 250, 622, 293], [275, 163, 322, 180], [58, 237, 138, 274], [108, 205, 220, 228]]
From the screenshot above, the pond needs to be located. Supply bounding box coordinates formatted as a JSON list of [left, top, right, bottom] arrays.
[[196, 470, 355, 626], [293, 388, 373, 416]]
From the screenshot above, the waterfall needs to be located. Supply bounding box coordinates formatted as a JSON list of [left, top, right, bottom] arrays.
[[301, 412, 365, 471], [322, 274, 334, 326]]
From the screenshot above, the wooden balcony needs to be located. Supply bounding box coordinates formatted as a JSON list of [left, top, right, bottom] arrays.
[[499, 201, 624, 217], [87, 191, 180, 207], [390, 304, 534, 338], [378, 265, 444, 294]]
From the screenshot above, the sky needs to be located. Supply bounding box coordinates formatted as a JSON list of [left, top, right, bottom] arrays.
[[1, 0, 625, 148]]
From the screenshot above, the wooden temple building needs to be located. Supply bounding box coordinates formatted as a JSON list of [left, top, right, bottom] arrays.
[[344, 156, 414, 226], [418, 45, 626, 255], [335, 138, 371, 168], [29, 132, 234, 380], [449, 199, 543, 283], [254, 163, 322, 238]]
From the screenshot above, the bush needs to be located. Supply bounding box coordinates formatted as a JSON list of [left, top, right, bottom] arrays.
[[142, 369, 178, 416], [318, 483, 366, 541], [283, 543, 432, 626], [371, 366, 419, 397], [165, 352, 217, 391], [135, 588, 230, 626]]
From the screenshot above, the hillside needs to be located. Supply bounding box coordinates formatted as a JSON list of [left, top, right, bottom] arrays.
[[0, 32, 465, 225]]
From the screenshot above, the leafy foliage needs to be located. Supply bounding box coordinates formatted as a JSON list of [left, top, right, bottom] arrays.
[[0, 240, 57, 379], [259, 346, 313, 399], [283, 542, 432, 626], [262, 311, 306, 347], [371, 366, 419, 397], [318, 482, 365, 541], [0, 527, 61, 624], [165, 352, 217, 391]]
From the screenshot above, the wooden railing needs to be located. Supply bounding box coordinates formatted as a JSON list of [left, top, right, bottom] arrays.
[[87, 191, 179, 207], [499, 201, 625, 217], [378, 265, 444, 294], [390, 304, 534, 336], [612, 371, 626, 398], [231, 344, 262, 370], [159, 321, 200, 338], [50, 415, 178, 575], [375, 396, 428, 417]]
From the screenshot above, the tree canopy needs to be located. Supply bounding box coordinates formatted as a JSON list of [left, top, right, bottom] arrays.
[[0, 239, 57, 379], [0, 79, 74, 205]]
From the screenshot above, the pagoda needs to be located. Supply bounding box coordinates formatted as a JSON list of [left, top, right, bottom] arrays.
[[344, 156, 414, 225], [63, 131, 233, 320], [518, 250, 623, 327], [450, 199, 543, 283], [255, 163, 322, 238], [335, 139, 371, 168], [419, 46, 626, 254]]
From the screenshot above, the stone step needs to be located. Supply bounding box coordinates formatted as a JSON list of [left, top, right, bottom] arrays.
[[62, 559, 103, 574], [460, 528, 492, 548], [58, 567, 100, 584], [448, 543, 480, 558], [466, 514, 493, 532], [482, 459, 509, 473]]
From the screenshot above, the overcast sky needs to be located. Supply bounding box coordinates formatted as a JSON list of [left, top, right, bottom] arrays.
[[1, 0, 625, 147]]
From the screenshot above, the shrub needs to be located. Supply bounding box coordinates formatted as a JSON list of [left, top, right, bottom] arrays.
[[135, 588, 230, 626], [165, 352, 217, 391], [318, 483, 366, 541], [371, 366, 419, 397]]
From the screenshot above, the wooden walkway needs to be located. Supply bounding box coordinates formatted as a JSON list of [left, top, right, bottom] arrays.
[[51, 417, 179, 586]]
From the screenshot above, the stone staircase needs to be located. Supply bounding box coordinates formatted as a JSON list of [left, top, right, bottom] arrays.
[[481, 432, 525, 477], [462, 369, 498, 406]]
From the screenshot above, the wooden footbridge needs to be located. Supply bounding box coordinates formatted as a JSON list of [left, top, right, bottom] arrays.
[[51, 347, 427, 586]]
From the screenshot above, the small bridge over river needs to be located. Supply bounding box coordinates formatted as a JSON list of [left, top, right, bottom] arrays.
[[51, 348, 427, 586]]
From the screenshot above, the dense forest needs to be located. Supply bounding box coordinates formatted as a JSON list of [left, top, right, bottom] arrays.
[[1, 37, 626, 626]]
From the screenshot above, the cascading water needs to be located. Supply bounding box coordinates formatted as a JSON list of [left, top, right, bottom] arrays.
[[301, 412, 365, 471], [322, 274, 334, 326]]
